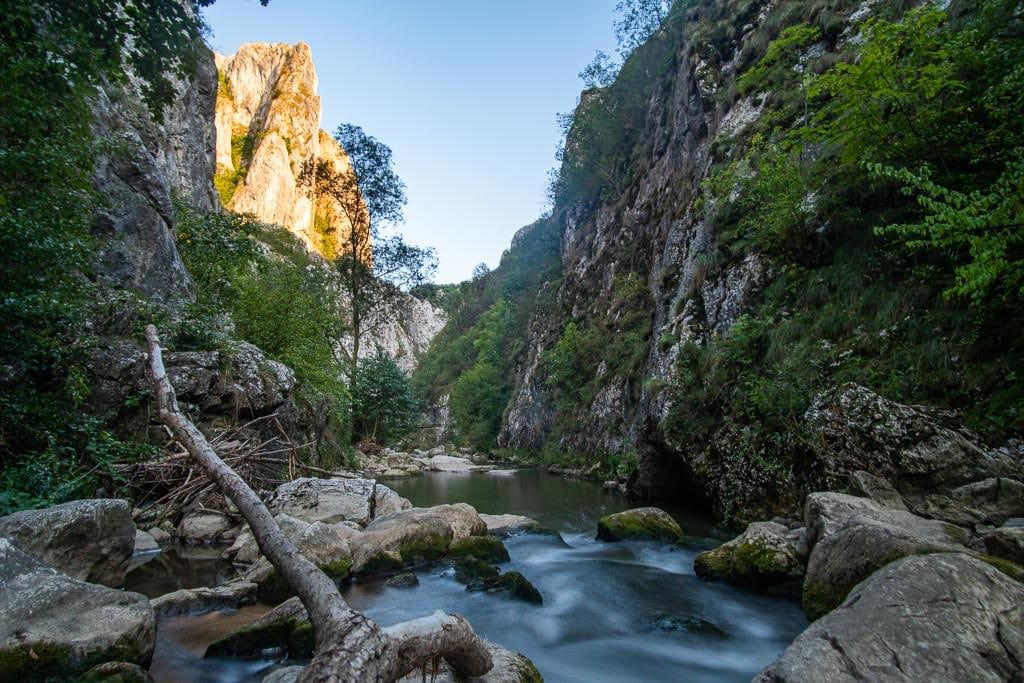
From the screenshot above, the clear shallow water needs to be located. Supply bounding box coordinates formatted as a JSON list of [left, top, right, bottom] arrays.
[[142, 469, 807, 682]]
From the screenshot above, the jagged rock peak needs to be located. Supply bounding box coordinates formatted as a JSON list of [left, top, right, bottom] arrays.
[[214, 42, 367, 260]]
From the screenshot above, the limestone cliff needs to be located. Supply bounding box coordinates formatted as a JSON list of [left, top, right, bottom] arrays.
[[214, 42, 366, 261], [91, 47, 218, 304]]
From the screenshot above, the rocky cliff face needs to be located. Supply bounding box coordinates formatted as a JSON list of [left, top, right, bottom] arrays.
[[91, 48, 219, 305], [500, 7, 773, 475], [214, 42, 366, 261]]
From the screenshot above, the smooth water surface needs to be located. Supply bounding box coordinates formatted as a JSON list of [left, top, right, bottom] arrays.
[[144, 469, 807, 682]]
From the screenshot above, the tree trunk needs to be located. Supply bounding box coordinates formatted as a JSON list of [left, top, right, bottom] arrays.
[[144, 325, 491, 682]]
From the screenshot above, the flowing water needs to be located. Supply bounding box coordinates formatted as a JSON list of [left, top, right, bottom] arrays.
[[136, 469, 807, 682]]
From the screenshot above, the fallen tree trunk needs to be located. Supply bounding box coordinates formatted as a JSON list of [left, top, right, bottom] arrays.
[[144, 325, 491, 682]]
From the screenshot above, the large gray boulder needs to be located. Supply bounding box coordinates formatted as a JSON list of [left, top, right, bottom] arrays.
[[804, 384, 1021, 495], [914, 477, 1024, 528], [177, 510, 236, 545], [755, 553, 1024, 682], [0, 539, 156, 679], [351, 514, 455, 576], [801, 492, 971, 618], [0, 499, 134, 587], [367, 504, 488, 541], [694, 521, 805, 593], [267, 477, 410, 526]]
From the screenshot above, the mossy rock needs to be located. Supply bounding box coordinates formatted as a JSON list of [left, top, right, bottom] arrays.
[[596, 507, 684, 543], [979, 553, 1024, 583], [652, 614, 728, 639], [398, 535, 450, 564], [79, 662, 153, 682], [447, 535, 510, 564], [0, 642, 73, 680], [694, 522, 804, 594], [801, 579, 854, 621], [454, 558, 500, 584], [385, 572, 419, 588], [358, 551, 405, 577], [466, 569, 543, 604], [205, 598, 314, 661]]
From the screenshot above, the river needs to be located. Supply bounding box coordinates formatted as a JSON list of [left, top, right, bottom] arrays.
[[134, 469, 807, 682]]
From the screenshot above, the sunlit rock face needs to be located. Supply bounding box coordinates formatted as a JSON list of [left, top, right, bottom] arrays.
[[214, 42, 367, 260]]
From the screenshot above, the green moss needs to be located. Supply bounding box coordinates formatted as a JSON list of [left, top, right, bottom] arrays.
[[205, 619, 294, 659], [516, 657, 545, 683], [255, 570, 295, 605], [0, 642, 72, 680], [287, 622, 315, 659], [447, 536, 510, 564], [491, 571, 544, 604], [398, 535, 451, 564], [596, 510, 684, 543], [454, 558, 500, 584], [358, 551, 404, 577], [694, 539, 796, 590], [319, 558, 352, 581], [802, 580, 851, 621], [979, 554, 1024, 583]]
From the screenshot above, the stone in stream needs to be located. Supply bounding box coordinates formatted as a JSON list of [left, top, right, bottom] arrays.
[[266, 477, 410, 527], [596, 507, 684, 543], [694, 521, 806, 595], [205, 596, 313, 660], [755, 553, 1024, 682], [0, 498, 135, 587], [447, 535, 511, 564], [385, 572, 420, 588], [479, 513, 540, 536], [176, 510, 236, 544], [0, 538, 156, 679]]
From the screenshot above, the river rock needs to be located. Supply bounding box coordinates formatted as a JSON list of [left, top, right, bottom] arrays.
[[206, 596, 312, 660], [177, 510, 235, 544], [914, 477, 1024, 529], [448, 536, 511, 564], [133, 529, 160, 554], [0, 538, 156, 679], [368, 503, 487, 541], [982, 525, 1024, 564], [427, 454, 476, 472], [351, 512, 455, 576], [804, 492, 890, 545], [596, 507, 684, 543], [803, 383, 1022, 495], [294, 521, 352, 574], [386, 572, 420, 588], [267, 477, 409, 527], [80, 661, 154, 682], [755, 553, 1024, 682], [0, 498, 134, 587], [694, 521, 804, 593], [223, 513, 310, 565], [848, 470, 908, 510], [150, 579, 257, 617], [479, 513, 540, 536], [802, 506, 970, 619]]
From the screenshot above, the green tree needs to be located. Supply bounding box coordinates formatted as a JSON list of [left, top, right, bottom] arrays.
[[300, 124, 436, 384], [351, 351, 420, 444]]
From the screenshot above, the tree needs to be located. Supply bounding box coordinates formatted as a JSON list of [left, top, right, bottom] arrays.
[[299, 124, 437, 385], [579, 50, 619, 89], [613, 0, 671, 60], [351, 351, 420, 443]]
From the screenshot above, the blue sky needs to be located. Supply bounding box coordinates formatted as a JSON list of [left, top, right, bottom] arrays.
[[201, 0, 619, 284]]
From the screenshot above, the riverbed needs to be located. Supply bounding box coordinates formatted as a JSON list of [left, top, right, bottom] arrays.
[[134, 469, 807, 682]]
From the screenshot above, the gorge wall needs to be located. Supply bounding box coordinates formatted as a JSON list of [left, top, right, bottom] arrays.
[[214, 42, 367, 262]]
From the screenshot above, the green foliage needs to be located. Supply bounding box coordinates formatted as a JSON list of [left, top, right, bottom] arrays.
[[737, 23, 821, 95], [351, 351, 420, 444], [870, 160, 1024, 304]]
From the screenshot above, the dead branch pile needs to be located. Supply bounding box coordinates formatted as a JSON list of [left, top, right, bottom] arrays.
[[120, 412, 355, 522]]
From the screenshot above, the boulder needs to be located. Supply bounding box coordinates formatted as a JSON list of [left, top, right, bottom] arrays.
[[983, 525, 1024, 564], [755, 553, 1024, 682], [80, 661, 154, 682], [803, 492, 887, 546], [350, 513, 454, 576], [294, 522, 352, 576], [427, 455, 476, 472], [266, 477, 408, 526], [447, 536, 511, 564], [386, 572, 420, 588], [177, 510, 235, 544], [694, 521, 804, 593], [223, 513, 310, 565], [132, 529, 160, 555], [914, 477, 1024, 529], [0, 539, 156, 679], [145, 527, 172, 546], [802, 508, 969, 619], [0, 499, 134, 587], [596, 507, 684, 543], [205, 596, 312, 660], [803, 384, 1022, 496], [150, 579, 257, 617], [848, 470, 907, 510], [479, 513, 540, 536], [367, 504, 487, 541]]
